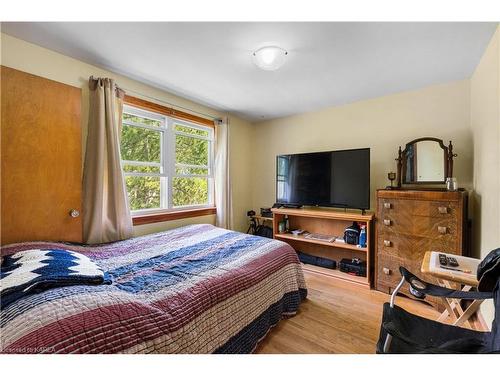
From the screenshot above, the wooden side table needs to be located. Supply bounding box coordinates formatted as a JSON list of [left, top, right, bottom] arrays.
[[421, 251, 488, 331]]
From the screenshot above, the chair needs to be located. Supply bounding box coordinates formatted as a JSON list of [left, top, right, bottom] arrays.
[[377, 248, 500, 354]]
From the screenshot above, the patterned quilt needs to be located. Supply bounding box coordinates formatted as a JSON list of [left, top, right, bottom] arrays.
[[0, 224, 307, 354]]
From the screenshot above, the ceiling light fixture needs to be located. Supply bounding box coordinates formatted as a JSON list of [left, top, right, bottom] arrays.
[[252, 46, 288, 71]]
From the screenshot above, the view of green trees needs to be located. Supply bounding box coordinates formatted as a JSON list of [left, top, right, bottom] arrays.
[[121, 113, 211, 211]]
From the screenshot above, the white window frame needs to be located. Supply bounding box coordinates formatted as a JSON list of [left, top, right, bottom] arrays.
[[121, 104, 215, 216]]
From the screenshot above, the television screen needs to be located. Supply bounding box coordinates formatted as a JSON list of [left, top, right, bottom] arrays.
[[276, 148, 370, 209]]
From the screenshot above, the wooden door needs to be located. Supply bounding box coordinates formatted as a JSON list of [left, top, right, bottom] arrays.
[[1, 66, 82, 244]]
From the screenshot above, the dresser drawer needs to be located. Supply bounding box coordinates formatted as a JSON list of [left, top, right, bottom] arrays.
[[377, 254, 407, 288], [377, 234, 457, 260], [376, 254, 422, 293], [414, 200, 460, 218], [378, 198, 460, 219], [378, 215, 458, 239], [378, 198, 413, 213], [376, 254, 445, 309]]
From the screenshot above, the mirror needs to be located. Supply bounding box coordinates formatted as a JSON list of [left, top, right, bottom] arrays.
[[395, 137, 456, 187], [404, 140, 446, 183]]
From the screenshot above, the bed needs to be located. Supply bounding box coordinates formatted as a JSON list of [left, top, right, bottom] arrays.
[[0, 224, 307, 354]]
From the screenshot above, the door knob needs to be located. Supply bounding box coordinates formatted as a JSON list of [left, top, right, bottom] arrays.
[[383, 267, 391, 275], [69, 209, 80, 218], [383, 240, 392, 247], [383, 202, 392, 209], [383, 219, 391, 226]]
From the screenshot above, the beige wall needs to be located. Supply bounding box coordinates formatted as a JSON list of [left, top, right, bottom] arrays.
[[470, 26, 500, 326], [0, 33, 253, 234], [251, 80, 473, 212]]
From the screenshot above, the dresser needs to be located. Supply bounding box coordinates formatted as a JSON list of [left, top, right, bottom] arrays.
[[375, 189, 469, 307]]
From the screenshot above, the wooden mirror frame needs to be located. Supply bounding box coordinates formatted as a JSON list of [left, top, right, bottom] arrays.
[[395, 137, 457, 188]]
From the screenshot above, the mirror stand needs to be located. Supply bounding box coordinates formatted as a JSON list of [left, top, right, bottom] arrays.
[[394, 138, 457, 189], [447, 141, 458, 179], [395, 146, 403, 188]]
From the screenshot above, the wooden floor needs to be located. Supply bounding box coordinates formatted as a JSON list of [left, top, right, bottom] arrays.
[[255, 270, 444, 354]]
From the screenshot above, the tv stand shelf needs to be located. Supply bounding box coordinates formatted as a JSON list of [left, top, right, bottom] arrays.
[[272, 207, 374, 288], [301, 263, 368, 284], [274, 233, 367, 252]]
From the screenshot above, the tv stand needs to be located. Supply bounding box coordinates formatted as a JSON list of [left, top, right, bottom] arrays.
[[272, 207, 374, 288]]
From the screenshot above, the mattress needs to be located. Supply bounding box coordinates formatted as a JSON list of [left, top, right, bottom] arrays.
[[0, 224, 307, 353]]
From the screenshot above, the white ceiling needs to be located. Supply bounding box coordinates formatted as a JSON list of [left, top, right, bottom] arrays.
[[2, 22, 497, 121]]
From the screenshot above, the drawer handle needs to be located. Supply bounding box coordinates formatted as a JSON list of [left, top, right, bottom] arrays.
[[438, 226, 448, 234], [384, 202, 392, 209], [383, 219, 391, 226], [383, 240, 392, 247], [383, 267, 391, 275], [438, 206, 449, 214]]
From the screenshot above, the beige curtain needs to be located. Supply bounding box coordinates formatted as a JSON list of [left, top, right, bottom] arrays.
[[82, 77, 133, 244], [214, 118, 233, 229]]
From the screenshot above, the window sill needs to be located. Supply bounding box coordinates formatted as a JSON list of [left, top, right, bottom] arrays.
[[132, 207, 216, 226]]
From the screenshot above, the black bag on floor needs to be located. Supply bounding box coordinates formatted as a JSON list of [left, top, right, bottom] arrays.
[[255, 225, 273, 239]]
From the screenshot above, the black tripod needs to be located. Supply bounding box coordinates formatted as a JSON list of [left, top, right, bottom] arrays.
[[247, 217, 258, 235]]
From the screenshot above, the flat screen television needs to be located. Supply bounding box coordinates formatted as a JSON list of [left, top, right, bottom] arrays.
[[276, 148, 370, 210]]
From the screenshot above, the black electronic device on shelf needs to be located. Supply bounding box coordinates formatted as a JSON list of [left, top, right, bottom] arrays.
[[260, 208, 273, 218], [298, 251, 336, 270], [339, 258, 367, 277]]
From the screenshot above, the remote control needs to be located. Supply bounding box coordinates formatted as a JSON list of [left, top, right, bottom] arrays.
[[439, 253, 448, 266], [447, 257, 459, 267]]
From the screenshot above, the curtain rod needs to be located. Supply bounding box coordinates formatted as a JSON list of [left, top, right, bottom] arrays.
[[122, 87, 222, 122]]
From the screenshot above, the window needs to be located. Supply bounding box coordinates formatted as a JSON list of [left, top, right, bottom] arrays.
[[120, 104, 214, 215]]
